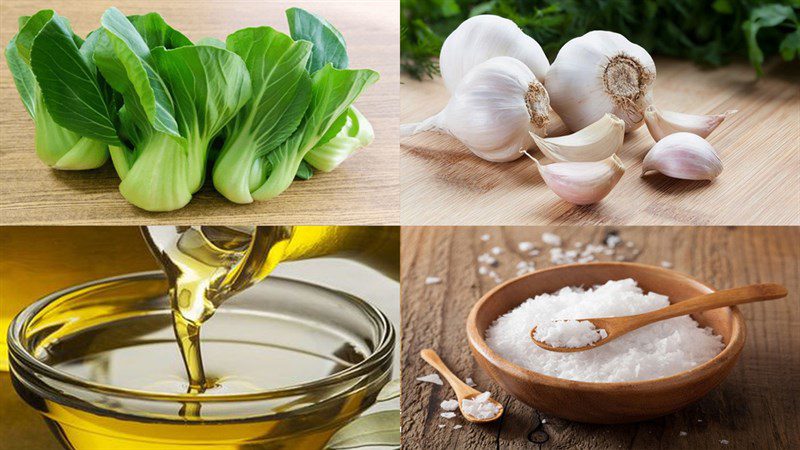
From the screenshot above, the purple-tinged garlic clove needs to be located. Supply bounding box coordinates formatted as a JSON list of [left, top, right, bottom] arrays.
[[642, 132, 722, 180], [645, 106, 737, 141]]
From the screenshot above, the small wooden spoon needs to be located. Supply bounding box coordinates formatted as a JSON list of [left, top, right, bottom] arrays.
[[420, 348, 504, 423], [531, 283, 788, 353]]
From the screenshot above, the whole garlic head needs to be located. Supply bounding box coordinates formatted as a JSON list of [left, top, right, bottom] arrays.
[[402, 56, 550, 162], [440, 15, 550, 93], [642, 132, 722, 180], [546, 30, 656, 132]]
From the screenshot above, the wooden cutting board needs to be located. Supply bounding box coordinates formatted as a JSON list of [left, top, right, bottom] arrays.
[[401, 58, 799, 225], [0, 0, 399, 225], [401, 226, 799, 449]]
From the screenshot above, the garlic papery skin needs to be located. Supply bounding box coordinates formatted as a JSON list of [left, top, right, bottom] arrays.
[[440, 15, 550, 93], [545, 30, 656, 133], [402, 56, 550, 162], [530, 113, 624, 162], [523, 151, 625, 205], [642, 132, 722, 180], [644, 106, 737, 141]]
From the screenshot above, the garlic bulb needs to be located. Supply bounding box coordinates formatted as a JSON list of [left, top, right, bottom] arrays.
[[440, 15, 550, 93], [546, 31, 656, 132], [645, 106, 737, 141], [523, 151, 625, 205], [531, 113, 624, 162], [402, 56, 550, 162], [642, 132, 722, 180]]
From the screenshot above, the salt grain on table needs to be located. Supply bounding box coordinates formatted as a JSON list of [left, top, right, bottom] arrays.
[[465, 377, 476, 387], [720, 440, 729, 445], [438, 424, 446, 428], [490, 246, 503, 255], [661, 261, 673, 268], [425, 276, 442, 285], [453, 425, 462, 429], [679, 431, 687, 436], [542, 232, 562, 246], [417, 373, 443, 385], [440, 399, 459, 411], [480, 234, 490, 242], [518, 241, 535, 252], [440, 412, 456, 419]]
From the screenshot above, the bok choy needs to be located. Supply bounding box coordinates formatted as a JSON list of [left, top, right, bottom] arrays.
[[5, 7, 378, 211]]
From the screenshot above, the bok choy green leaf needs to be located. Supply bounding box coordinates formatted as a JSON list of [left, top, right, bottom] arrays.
[[95, 7, 251, 211], [211, 27, 313, 204], [6, 10, 115, 169], [248, 64, 378, 201]]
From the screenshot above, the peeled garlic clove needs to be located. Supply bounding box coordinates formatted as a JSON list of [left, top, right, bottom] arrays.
[[546, 31, 656, 132], [645, 106, 737, 141], [642, 132, 722, 180], [531, 113, 625, 162], [402, 56, 550, 162], [440, 15, 550, 93], [525, 153, 625, 205]]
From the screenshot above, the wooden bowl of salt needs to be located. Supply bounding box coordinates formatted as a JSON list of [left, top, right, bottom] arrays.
[[466, 262, 746, 424]]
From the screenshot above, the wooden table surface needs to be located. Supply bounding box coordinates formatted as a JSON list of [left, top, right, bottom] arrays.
[[0, 0, 399, 225], [401, 226, 799, 449], [400, 59, 800, 225]]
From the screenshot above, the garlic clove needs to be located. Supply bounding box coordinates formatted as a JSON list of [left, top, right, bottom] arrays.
[[530, 113, 625, 162], [522, 151, 625, 205], [641, 132, 722, 180], [644, 106, 737, 141]]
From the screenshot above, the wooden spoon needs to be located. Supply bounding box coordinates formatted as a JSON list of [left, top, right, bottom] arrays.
[[531, 283, 788, 353], [420, 348, 504, 423]]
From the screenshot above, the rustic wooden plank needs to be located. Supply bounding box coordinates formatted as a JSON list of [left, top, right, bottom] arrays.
[[401, 226, 799, 449], [0, 0, 399, 225], [400, 58, 800, 225]]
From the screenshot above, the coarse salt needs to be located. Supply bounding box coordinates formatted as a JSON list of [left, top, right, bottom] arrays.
[[440, 412, 456, 419], [490, 246, 503, 255], [465, 377, 476, 387], [518, 241, 535, 252], [542, 232, 562, 246], [461, 392, 500, 420], [534, 319, 608, 348], [425, 276, 442, 285], [660, 261, 673, 269], [438, 424, 446, 428], [480, 234, 491, 242], [485, 279, 724, 382], [453, 425, 462, 429], [417, 373, 443, 385], [440, 399, 459, 411], [679, 431, 687, 436], [720, 440, 729, 445]]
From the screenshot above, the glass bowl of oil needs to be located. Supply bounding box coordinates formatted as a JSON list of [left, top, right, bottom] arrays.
[[8, 271, 394, 450]]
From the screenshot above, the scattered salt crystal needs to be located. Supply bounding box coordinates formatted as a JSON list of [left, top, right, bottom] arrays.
[[542, 232, 562, 246], [440, 399, 459, 411], [485, 279, 725, 382], [490, 246, 503, 255], [534, 319, 608, 348], [529, 249, 540, 257], [720, 440, 729, 445], [626, 241, 635, 248], [461, 392, 500, 420], [660, 261, 673, 269], [698, 419, 703, 422], [417, 373, 443, 385], [541, 419, 547, 424], [425, 276, 442, 285], [478, 266, 489, 275], [518, 241, 535, 252], [605, 234, 622, 248], [438, 424, 446, 428], [679, 431, 687, 436], [440, 412, 456, 419], [478, 253, 498, 267], [465, 377, 476, 387], [480, 234, 491, 242], [453, 425, 462, 429]]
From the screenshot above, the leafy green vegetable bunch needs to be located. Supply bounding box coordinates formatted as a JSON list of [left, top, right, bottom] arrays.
[[6, 7, 378, 211], [401, 0, 800, 78]]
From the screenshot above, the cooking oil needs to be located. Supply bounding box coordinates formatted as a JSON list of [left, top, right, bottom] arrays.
[[7, 226, 397, 449]]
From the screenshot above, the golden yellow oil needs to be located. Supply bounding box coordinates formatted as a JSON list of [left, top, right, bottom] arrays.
[[6, 226, 398, 449], [142, 226, 398, 394], [0, 226, 157, 370], [12, 276, 390, 449]]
